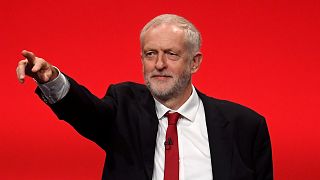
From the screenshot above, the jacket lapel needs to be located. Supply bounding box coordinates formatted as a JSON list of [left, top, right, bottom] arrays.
[[137, 89, 159, 179], [198, 91, 233, 180]]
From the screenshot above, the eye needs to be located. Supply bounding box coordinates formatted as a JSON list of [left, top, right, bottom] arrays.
[[166, 51, 179, 61], [144, 51, 157, 59]]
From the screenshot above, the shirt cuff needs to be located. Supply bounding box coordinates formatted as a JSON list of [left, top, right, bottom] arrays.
[[37, 67, 70, 104]]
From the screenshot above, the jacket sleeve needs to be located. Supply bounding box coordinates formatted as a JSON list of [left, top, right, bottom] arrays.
[[253, 118, 273, 180], [35, 75, 117, 150]]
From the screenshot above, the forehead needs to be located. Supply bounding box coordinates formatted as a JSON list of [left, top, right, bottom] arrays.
[[142, 24, 186, 50]]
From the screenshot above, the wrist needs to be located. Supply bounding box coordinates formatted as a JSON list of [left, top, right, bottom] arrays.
[[49, 66, 59, 81]]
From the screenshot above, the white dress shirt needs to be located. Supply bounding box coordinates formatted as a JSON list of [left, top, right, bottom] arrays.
[[37, 68, 69, 104], [152, 86, 213, 180]]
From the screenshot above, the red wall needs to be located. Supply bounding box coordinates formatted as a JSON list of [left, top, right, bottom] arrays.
[[1, 0, 320, 179]]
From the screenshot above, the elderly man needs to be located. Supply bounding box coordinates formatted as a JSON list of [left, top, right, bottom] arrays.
[[16, 14, 273, 180]]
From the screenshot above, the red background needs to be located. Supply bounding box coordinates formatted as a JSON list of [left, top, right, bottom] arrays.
[[1, 0, 320, 179]]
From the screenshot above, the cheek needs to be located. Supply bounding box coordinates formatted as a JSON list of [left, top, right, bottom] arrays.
[[142, 61, 153, 73], [171, 63, 191, 75]]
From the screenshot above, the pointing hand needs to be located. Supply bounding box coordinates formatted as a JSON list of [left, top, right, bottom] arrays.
[[16, 50, 58, 84]]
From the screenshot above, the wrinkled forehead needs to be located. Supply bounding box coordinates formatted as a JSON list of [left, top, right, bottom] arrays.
[[141, 23, 187, 46]]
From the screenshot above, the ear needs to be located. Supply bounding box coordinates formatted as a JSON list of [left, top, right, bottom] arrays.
[[190, 52, 203, 74]]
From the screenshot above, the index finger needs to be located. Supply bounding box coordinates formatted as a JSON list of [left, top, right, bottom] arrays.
[[21, 50, 36, 63]]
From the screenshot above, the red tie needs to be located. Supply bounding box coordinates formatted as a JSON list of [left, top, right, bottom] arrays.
[[164, 112, 180, 180]]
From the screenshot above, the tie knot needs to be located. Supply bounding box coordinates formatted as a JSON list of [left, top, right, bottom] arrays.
[[166, 112, 180, 125]]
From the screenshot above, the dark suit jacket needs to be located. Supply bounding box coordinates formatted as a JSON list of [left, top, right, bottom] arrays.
[[37, 77, 273, 180]]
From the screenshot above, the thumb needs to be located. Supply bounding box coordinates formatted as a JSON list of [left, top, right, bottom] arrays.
[[21, 50, 36, 64]]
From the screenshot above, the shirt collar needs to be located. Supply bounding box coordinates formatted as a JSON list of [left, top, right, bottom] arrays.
[[154, 85, 200, 122]]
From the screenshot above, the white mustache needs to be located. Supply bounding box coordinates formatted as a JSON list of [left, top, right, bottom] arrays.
[[149, 71, 173, 77]]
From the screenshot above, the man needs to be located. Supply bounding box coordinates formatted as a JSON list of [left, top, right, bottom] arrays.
[[16, 14, 273, 180]]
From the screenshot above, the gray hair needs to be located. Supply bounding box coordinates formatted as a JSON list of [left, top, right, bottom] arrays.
[[140, 14, 202, 54]]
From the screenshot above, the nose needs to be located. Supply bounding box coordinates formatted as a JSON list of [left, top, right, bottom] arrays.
[[155, 53, 167, 70]]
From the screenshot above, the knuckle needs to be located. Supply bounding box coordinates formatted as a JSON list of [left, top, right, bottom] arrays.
[[39, 58, 47, 64], [36, 58, 45, 65], [18, 60, 25, 65]]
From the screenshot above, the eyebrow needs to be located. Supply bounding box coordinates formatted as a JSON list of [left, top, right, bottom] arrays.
[[143, 47, 181, 52]]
